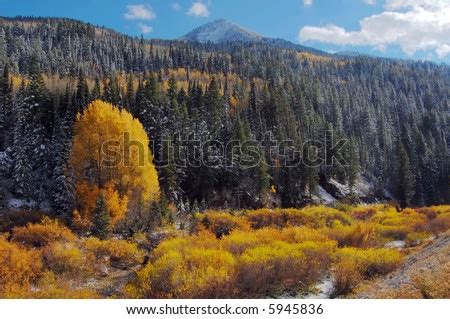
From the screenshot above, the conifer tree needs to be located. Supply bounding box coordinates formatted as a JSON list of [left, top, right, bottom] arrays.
[[396, 140, 415, 208], [92, 192, 110, 239]]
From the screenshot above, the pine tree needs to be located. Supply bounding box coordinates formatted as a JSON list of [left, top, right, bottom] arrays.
[[51, 110, 75, 216], [12, 82, 33, 197], [75, 69, 89, 113], [0, 65, 12, 150], [92, 192, 110, 239], [396, 140, 415, 208]]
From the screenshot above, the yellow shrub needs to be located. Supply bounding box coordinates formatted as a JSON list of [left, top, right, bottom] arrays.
[[405, 232, 431, 247], [221, 228, 283, 255], [332, 247, 404, 296], [326, 222, 378, 247], [373, 208, 427, 240], [0, 238, 42, 295], [129, 248, 235, 298], [83, 237, 145, 269], [11, 217, 76, 248], [10, 271, 100, 299], [43, 242, 87, 276], [236, 241, 335, 297], [244, 206, 352, 229]]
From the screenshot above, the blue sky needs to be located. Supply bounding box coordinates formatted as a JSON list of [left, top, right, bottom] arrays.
[[1, 0, 449, 63]]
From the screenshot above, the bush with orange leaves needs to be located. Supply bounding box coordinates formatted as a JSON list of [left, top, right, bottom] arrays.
[[0, 238, 42, 296], [332, 247, 404, 296], [244, 206, 352, 229], [236, 241, 336, 297], [7, 271, 100, 299], [125, 229, 336, 298], [126, 232, 235, 298], [11, 217, 76, 248], [193, 212, 251, 238], [326, 222, 379, 247], [42, 242, 88, 276], [82, 237, 145, 270]]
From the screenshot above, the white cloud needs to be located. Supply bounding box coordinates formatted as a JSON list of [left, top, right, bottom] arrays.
[[172, 2, 182, 11], [138, 23, 153, 34], [363, 0, 377, 5], [303, 0, 313, 6], [384, 0, 448, 10], [187, 2, 210, 17], [298, 0, 450, 58], [124, 4, 156, 21]]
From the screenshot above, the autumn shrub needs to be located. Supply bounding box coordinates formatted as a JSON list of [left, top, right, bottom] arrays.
[[221, 228, 281, 255], [332, 247, 404, 296], [0, 238, 42, 295], [350, 207, 377, 221], [425, 212, 450, 234], [326, 222, 378, 247], [193, 212, 251, 237], [373, 208, 427, 240], [244, 206, 352, 229], [128, 247, 235, 298], [220, 227, 328, 255], [236, 241, 335, 297], [405, 232, 431, 247], [83, 237, 145, 269], [11, 217, 76, 248], [43, 242, 87, 276], [11, 271, 100, 299]]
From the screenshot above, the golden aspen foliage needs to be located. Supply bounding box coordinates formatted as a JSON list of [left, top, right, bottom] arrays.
[[0, 238, 42, 295], [11, 217, 76, 248], [70, 100, 160, 224]]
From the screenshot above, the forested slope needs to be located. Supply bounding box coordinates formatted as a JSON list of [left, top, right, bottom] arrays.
[[0, 16, 449, 213]]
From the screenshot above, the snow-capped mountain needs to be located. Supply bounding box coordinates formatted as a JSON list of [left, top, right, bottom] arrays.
[[180, 19, 263, 44], [180, 19, 327, 55]]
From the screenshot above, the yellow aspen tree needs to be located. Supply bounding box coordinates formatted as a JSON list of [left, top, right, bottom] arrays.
[[70, 100, 160, 224]]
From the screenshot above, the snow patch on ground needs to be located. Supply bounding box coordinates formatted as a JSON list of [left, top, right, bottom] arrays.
[[384, 240, 406, 249], [304, 277, 334, 299]]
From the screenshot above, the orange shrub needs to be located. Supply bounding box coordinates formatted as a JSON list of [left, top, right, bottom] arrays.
[[10, 271, 100, 299], [332, 247, 404, 296], [326, 222, 378, 247], [0, 238, 42, 295], [193, 212, 251, 238], [83, 237, 145, 269], [43, 242, 87, 276], [11, 217, 76, 248], [128, 247, 235, 298], [244, 206, 352, 229], [236, 241, 335, 297]]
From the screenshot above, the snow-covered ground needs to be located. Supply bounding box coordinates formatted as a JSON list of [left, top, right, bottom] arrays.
[[304, 277, 334, 299]]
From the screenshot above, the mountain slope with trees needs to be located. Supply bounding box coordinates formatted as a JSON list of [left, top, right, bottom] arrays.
[[0, 16, 449, 216]]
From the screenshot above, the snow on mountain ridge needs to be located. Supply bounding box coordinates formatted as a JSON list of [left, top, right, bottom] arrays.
[[180, 19, 262, 44]]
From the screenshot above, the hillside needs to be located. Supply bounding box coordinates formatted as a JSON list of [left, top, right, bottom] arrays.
[[354, 230, 449, 298], [0, 16, 449, 213]]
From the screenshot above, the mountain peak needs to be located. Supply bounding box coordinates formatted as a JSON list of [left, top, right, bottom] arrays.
[[180, 19, 262, 44]]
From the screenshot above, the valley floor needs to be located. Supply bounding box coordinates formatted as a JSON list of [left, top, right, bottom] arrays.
[[0, 204, 449, 299]]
